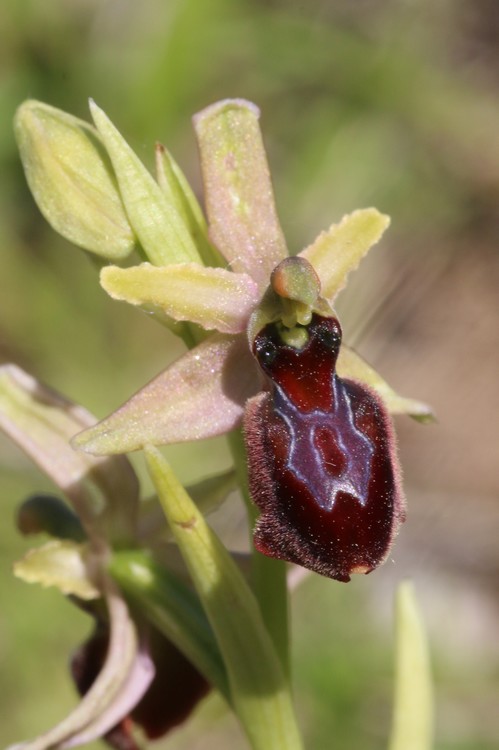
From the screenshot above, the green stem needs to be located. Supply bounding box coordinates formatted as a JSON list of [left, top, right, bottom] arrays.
[[228, 429, 290, 680]]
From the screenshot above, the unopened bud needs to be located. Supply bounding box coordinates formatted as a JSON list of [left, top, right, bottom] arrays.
[[15, 100, 135, 260]]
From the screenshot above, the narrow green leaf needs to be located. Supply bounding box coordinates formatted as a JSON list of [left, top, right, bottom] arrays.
[[388, 581, 434, 750], [194, 99, 288, 287], [109, 550, 230, 700], [14, 100, 135, 260], [145, 445, 303, 750], [300, 208, 390, 302], [89, 100, 202, 266], [138, 469, 237, 543]]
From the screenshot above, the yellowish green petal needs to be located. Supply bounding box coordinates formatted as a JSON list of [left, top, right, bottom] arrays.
[[14, 100, 135, 261], [74, 334, 260, 455], [337, 345, 433, 419], [89, 100, 202, 266], [0, 364, 138, 542], [13, 540, 99, 600], [299, 208, 390, 302], [194, 99, 288, 287], [100, 262, 260, 334], [388, 581, 434, 750]]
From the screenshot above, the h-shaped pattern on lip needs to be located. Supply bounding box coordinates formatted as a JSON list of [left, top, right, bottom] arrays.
[[273, 373, 375, 512], [246, 313, 403, 581]]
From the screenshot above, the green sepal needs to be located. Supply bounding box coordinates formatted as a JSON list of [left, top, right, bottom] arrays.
[[155, 143, 223, 267], [300, 208, 390, 303], [100, 262, 259, 334], [89, 100, 203, 266]]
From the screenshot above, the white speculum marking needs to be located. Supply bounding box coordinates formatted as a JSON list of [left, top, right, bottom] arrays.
[[274, 374, 374, 511]]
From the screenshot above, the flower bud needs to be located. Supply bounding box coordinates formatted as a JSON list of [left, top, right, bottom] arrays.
[[15, 100, 135, 260], [16, 493, 85, 541]]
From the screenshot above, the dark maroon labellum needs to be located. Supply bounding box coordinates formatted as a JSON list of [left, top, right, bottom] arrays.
[[244, 314, 405, 582]]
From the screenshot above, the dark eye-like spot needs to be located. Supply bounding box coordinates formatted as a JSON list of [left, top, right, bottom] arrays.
[[316, 319, 342, 353], [255, 337, 278, 369]]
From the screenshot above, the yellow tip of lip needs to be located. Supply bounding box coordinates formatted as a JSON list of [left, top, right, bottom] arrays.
[[350, 564, 371, 575]]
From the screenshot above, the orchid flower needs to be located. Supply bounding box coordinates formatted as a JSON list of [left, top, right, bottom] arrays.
[[8, 97, 433, 750], [14, 97, 432, 583], [48, 98, 430, 580]]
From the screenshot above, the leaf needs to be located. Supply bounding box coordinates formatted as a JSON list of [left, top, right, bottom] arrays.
[[388, 581, 434, 750], [89, 100, 202, 266], [194, 99, 288, 288], [337, 345, 434, 419], [73, 334, 260, 455], [13, 540, 99, 600], [14, 100, 135, 260], [299, 208, 390, 302], [145, 446, 303, 750], [137, 468, 237, 542], [100, 262, 260, 334]]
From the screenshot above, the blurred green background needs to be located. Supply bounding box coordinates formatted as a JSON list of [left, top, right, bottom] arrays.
[[1, 0, 499, 748]]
